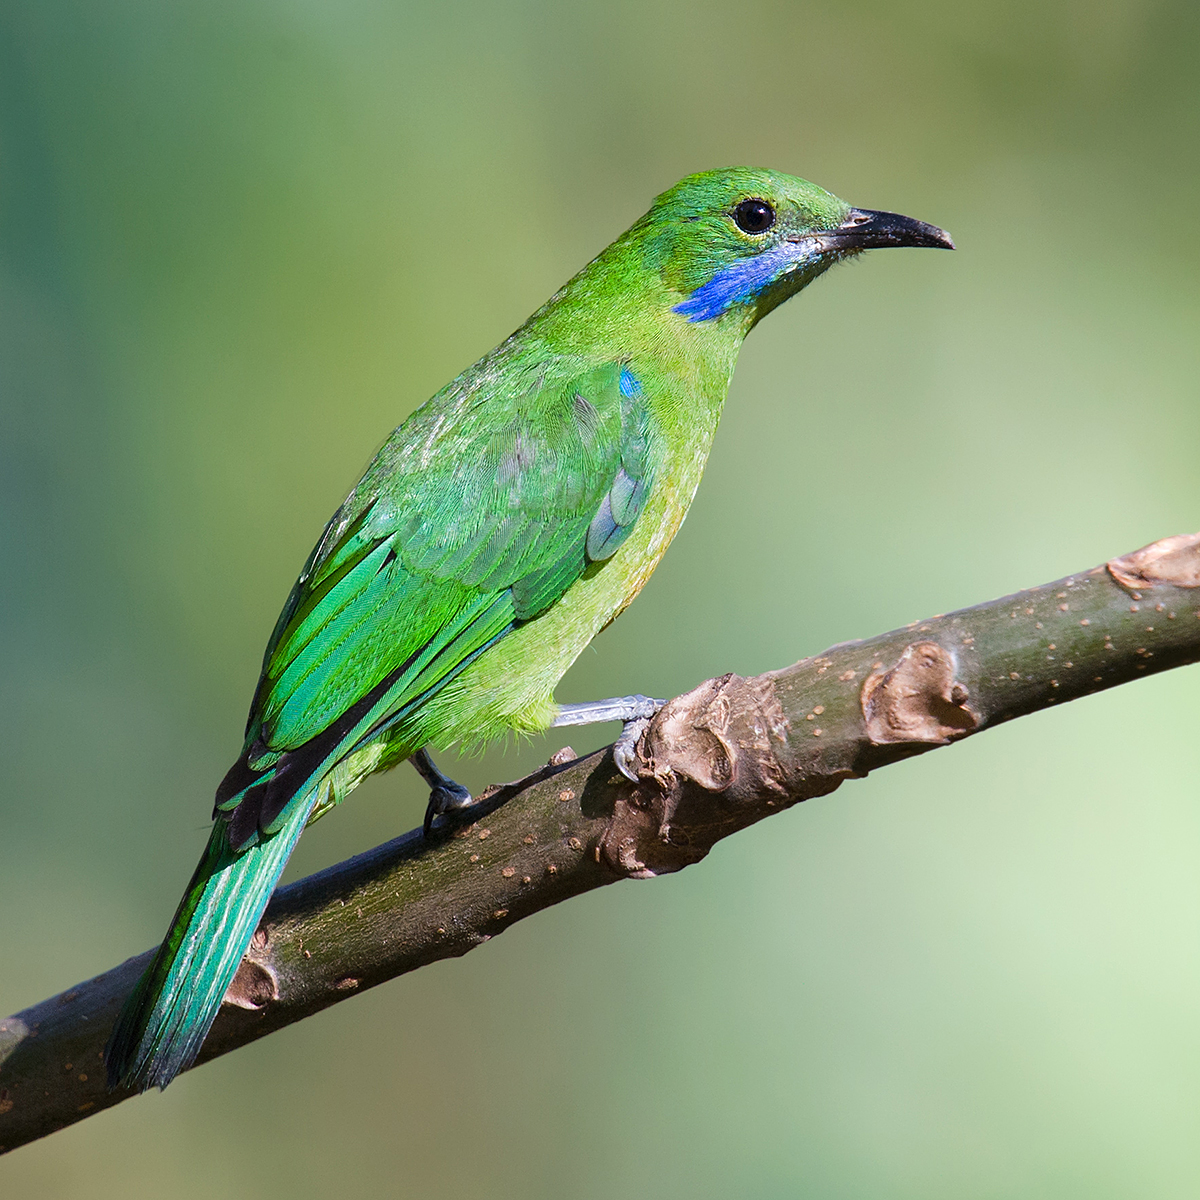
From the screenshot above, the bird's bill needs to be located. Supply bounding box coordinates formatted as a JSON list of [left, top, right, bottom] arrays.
[[800, 208, 955, 252]]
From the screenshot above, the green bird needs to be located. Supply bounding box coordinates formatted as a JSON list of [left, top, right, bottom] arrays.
[[105, 167, 952, 1091]]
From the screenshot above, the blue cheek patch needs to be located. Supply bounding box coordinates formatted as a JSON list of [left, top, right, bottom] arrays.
[[673, 241, 813, 322]]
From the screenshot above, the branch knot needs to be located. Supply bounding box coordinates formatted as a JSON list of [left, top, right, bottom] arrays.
[[862, 642, 978, 745]]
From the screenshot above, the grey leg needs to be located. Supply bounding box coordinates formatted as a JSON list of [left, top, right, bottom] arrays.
[[411, 747, 473, 837], [551, 694, 666, 783]]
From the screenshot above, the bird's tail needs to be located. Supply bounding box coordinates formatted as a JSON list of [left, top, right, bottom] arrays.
[[105, 791, 316, 1092]]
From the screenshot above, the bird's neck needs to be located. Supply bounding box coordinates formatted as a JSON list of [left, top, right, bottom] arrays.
[[521, 235, 751, 406]]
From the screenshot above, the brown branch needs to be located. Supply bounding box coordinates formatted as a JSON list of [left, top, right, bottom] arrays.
[[2, 533, 1199, 1153]]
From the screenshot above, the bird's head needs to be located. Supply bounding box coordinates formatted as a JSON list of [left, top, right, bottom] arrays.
[[637, 168, 953, 327]]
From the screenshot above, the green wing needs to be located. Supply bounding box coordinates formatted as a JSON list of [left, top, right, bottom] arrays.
[[215, 358, 656, 845]]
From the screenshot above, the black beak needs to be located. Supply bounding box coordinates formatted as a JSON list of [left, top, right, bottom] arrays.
[[810, 208, 955, 251]]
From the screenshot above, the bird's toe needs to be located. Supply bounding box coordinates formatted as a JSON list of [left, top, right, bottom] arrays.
[[423, 780, 474, 837], [613, 715, 652, 783]]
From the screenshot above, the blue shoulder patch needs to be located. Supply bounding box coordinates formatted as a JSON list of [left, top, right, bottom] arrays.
[[619, 366, 642, 398]]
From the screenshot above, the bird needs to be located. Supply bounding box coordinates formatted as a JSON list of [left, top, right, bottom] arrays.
[[105, 167, 953, 1091]]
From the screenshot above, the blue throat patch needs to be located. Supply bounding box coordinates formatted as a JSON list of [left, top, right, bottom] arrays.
[[672, 241, 816, 323]]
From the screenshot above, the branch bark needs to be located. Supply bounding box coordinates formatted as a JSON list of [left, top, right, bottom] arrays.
[[3, 532, 1199, 1154]]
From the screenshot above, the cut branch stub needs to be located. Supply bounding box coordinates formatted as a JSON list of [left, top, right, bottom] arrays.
[[1108, 533, 1200, 591], [861, 642, 979, 745], [224, 959, 279, 1011], [598, 674, 791, 879]]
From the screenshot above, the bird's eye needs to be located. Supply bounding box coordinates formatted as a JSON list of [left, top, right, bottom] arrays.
[[733, 198, 775, 234]]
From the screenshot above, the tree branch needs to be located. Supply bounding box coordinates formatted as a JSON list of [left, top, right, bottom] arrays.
[[3, 532, 1199, 1153]]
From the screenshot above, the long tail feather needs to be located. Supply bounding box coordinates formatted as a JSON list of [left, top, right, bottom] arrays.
[[105, 790, 317, 1092]]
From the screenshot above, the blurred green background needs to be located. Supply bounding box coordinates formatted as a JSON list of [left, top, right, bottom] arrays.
[[3, 0, 1200, 1195]]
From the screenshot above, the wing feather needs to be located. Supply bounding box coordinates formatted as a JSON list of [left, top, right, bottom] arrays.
[[220, 355, 661, 840]]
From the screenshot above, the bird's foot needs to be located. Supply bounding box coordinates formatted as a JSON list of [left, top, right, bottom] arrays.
[[411, 748, 474, 837], [551, 694, 665, 783], [612, 715, 654, 782], [423, 779, 474, 837]]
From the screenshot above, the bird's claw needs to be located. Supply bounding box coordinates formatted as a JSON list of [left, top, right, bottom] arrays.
[[613, 702, 664, 782], [422, 778, 473, 837]]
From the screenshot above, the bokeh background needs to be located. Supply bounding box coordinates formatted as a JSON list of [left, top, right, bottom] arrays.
[[3, 0, 1200, 1195]]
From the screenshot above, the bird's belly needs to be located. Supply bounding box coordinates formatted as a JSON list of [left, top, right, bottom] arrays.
[[414, 472, 698, 752]]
